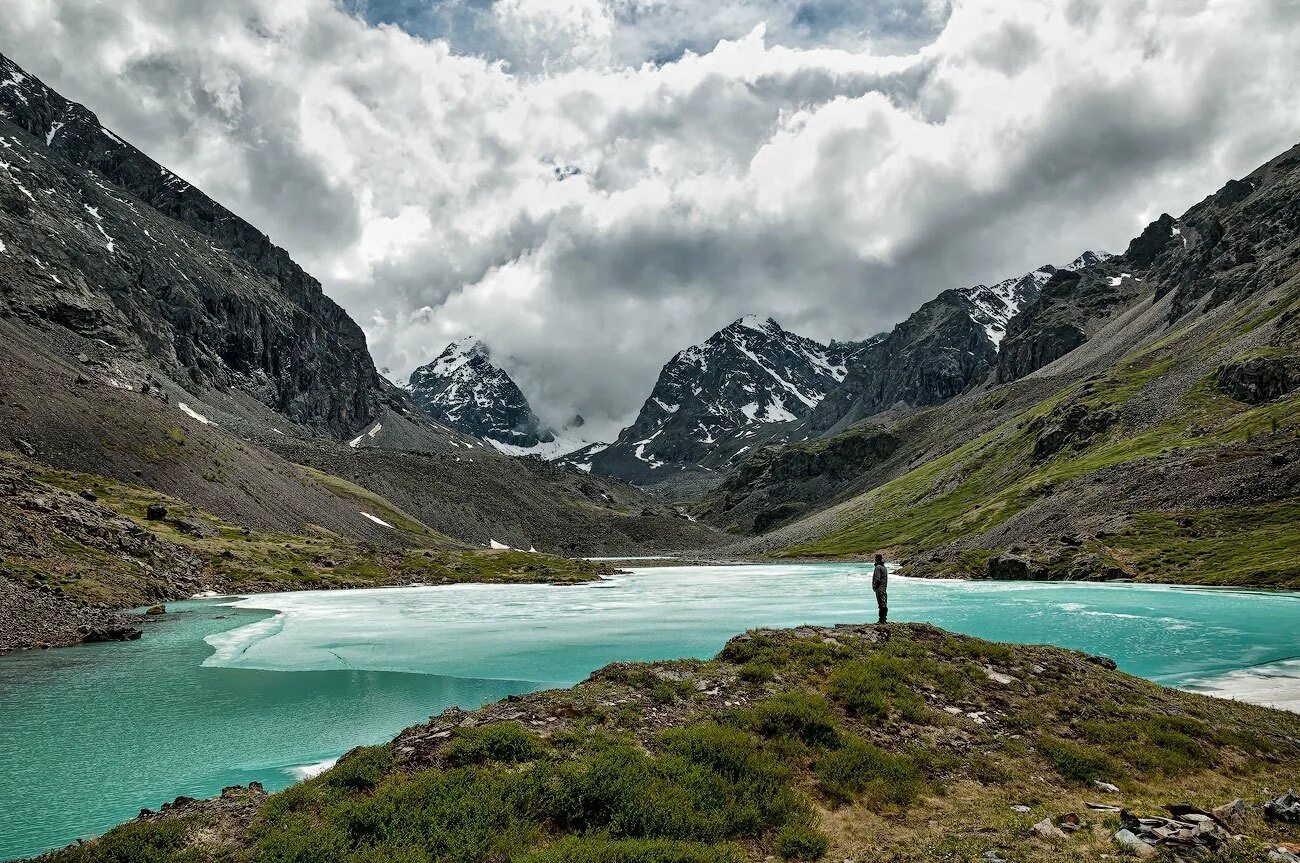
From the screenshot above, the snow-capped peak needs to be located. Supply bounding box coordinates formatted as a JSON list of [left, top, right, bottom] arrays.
[[1065, 250, 1113, 271], [733, 314, 777, 334]]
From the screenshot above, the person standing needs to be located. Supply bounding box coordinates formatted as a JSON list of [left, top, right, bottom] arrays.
[[872, 554, 888, 624]]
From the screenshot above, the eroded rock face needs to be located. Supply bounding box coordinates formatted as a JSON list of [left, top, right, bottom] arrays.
[[1030, 404, 1120, 461], [705, 425, 901, 533], [0, 53, 383, 438], [1215, 356, 1300, 404], [810, 290, 997, 434]]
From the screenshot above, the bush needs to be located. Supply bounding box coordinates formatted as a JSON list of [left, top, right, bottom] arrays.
[[827, 657, 928, 721], [1036, 735, 1119, 785], [520, 837, 744, 863], [325, 745, 396, 792], [775, 823, 830, 861], [443, 722, 544, 767], [45, 819, 204, 863], [738, 693, 841, 748], [739, 660, 776, 683], [815, 736, 925, 806]]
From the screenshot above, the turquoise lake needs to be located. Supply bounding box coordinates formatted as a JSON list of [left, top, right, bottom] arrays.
[[3, 563, 1299, 860]]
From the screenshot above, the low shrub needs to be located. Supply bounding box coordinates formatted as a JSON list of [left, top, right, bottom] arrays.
[[775, 823, 830, 861], [520, 837, 744, 863], [1036, 735, 1119, 785], [326, 745, 397, 792], [443, 722, 544, 767], [815, 735, 925, 806], [827, 657, 927, 721], [737, 693, 841, 748]]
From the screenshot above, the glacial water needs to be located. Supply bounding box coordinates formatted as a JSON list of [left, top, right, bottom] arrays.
[[3, 563, 1299, 860]]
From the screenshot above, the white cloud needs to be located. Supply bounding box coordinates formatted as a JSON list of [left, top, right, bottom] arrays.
[[3, 0, 1299, 437]]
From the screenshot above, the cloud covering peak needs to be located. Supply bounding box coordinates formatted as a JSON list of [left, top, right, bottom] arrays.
[[4, 0, 1298, 437]]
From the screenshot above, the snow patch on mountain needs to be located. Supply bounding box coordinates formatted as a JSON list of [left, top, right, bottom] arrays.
[[961, 251, 1111, 346]]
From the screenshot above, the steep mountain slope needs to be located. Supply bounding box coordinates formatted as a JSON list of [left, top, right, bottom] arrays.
[[404, 337, 555, 449], [588, 316, 854, 492], [733, 142, 1300, 587], [808, 254, 1109, 436], [0, 52, 383, 437]]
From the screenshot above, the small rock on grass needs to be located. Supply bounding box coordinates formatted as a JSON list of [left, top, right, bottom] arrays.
[[1114, 829, 1157, 858], [1095, 780, 1120, 793], [1029, 818, 1068, 840]]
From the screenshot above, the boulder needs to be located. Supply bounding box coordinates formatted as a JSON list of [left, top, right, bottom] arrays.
[[1215, 355, 1300, 404], [1265, 790, 1300, 824], [145, 503, 168, 521], [1028, 818, 1067, 840], [172, 517, 215, 538]]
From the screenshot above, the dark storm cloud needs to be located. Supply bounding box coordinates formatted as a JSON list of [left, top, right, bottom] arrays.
[[2, 0, 1298, 437]]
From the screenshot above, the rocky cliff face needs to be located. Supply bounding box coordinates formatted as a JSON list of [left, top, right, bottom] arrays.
[[404, 338, 555, 450], [702, 424, 900, 533], [589, 316, 852, 486], [808, 290, 998, 434], [995, 260, 1134, 384], [0, 52, 383, 437]]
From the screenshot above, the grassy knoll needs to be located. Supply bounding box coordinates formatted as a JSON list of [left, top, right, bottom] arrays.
[[37, 624, 1300, 862]]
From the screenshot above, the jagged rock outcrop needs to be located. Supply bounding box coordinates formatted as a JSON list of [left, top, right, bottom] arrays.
[[995, 262, 1134, 384], [1029, 402, 1120, 461], [1215, 355, 1300, 404], [0, 52, 383, 437], [809, 290, 999, 434]]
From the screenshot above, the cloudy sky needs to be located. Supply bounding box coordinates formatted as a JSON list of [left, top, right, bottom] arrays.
[[3, 0, 1299, 436]]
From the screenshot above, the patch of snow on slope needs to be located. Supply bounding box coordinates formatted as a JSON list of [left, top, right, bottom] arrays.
[[760, 396, 796, 422], [489, 426, 604, 460], [177, 403, 215, 425], [489, 539, 511, 550], [348, 423, 383, 448], [359, 512, 395, 529], [83, 205, 115, 253]]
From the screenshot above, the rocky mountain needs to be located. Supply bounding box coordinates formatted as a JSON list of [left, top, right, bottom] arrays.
[[808, 253, 1111, 436], [586, 315, 853, 489], [717, 142, 1300, 589], [404, 337, 556, 450], [0, 52, 384, 438]]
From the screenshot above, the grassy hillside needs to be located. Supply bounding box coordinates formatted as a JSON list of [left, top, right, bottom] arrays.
[[775, 287, 1300, 588], [36, 624, 1300, 862]]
